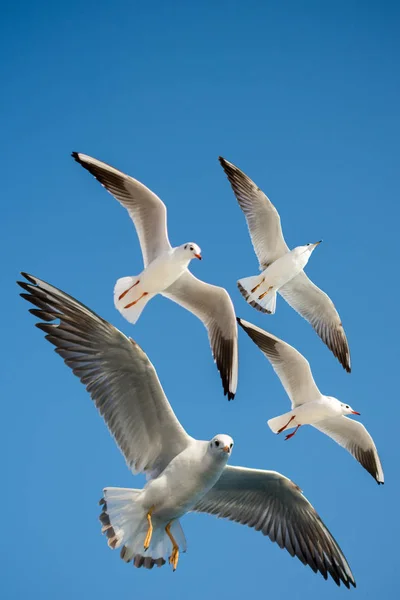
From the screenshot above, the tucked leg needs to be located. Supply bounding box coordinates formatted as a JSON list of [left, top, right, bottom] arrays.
[[277, 415, 296, 434], [118, 279, 140, 301], [285, 424, 301, 441], [124, 291, 149, 309], [165, 522, 179, 571], [251, 278, 265, 294], [143, 506, 155, 550], [258, 285, 273, 301]]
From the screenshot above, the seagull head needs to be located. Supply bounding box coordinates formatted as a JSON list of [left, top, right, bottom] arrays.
[[340, 402, 360, 416], [208, 434, 234, 459], [181, 242, 202, 260], [293, 241, 322, 260], [305, 240, 322, 253]]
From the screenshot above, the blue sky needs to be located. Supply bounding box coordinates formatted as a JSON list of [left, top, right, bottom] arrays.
[[2, 1, 399, 597]]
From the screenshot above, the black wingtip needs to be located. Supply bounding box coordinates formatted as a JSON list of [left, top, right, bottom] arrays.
[[342, 357, 351, 373], [223, 385, 235, 401], [19, 272, 36, 284], [18, 284, 33, 295], [236, 317, 246, 332], [219, 156, 233, 171], [71, 151, 80, 162]]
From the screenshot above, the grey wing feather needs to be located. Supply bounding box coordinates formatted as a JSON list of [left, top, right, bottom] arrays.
[[72, 153, 171, 267], [18, 273, 190, 477], [193, 465, 356, 588], [162, 271, 238, 400], [219, 157, 289, 269], [313, 417, 384, 484], [237, 319, 321, 407], [279, 271, 351, 372]]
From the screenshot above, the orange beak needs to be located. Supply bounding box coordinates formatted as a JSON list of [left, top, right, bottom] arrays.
[[194, 253, 202, 260], [222, 446, 230, 453], [351, 410, 361, 415]]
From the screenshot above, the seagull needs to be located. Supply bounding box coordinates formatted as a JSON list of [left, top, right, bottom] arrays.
[[219, 156, 351, 373], [18, 273, 355, 586], [237, 242, 322, 315], [72, 152, 238, 400], [238, 318, 383, 484]]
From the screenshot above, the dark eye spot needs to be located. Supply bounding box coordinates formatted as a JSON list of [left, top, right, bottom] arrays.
[[230, 443, 233, 448], [346, 405, 349, 409], [215, 440, 220, 447], [190, 246, 193, 251]]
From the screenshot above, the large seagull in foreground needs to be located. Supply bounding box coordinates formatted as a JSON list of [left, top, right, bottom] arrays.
[[18, 273, 355, 587]]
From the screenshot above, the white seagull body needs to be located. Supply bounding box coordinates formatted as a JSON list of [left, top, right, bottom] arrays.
[[19, 273, 355, 587], [238, 318, 384, 484], [238, 242, 321, 315], [219, 156, 351, 372], [113, 246, 200, 322], [72, 152, 238, 399]]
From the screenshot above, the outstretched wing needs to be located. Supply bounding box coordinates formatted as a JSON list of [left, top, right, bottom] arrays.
[[237, 318, 321, 407], [219, 157, 289, 269], [18, 273, 191, 478], [163, 271, 238, 400], [313, 417, 384, 484], [72, 152, 171, 267], [193, 465, 355, 588], [279, 272, 351, 372]]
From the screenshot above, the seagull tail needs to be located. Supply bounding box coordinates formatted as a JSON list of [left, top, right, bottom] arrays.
[[237, 275, 277, 314], [268, 410, 297, 434], [99, 487, 187, 569], [114, 276, 155, 324]]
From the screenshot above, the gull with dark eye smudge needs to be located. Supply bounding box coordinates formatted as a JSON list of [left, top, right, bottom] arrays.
[[71, 152, 238, 400], [238, 318, 383, 484], [219, 156, 351, 373]]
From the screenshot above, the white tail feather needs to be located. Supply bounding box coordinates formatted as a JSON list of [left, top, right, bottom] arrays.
[[100, 487, 186, 569], [237, 275, 277, 314], [259, 291, 277, 314], [113, 277, 154, 324], [268, 410, 297, 433]]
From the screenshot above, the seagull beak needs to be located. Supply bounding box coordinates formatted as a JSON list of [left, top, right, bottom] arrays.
[[194, 253, 202, 260], [222, 446, 230, 453], [312, 240, 323, 247], [351, 410, 361, 415]]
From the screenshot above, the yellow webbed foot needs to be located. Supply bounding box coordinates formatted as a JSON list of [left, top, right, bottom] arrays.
[[143, 506, 155, 550], [165, 521, 180, 571]]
